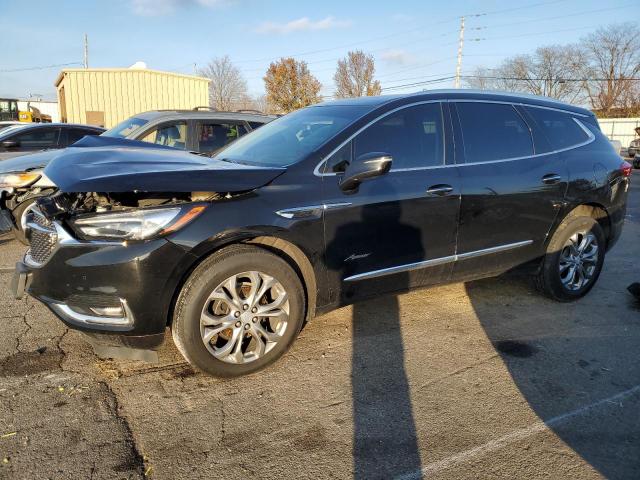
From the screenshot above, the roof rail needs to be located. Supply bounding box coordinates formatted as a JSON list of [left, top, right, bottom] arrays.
[[235, 109, 264, 114], [193, 106, 218, 111]]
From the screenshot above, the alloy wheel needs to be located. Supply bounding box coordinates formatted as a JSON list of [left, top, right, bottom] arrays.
[[200, 271, 289, 364], [558, 231, 599, 291]]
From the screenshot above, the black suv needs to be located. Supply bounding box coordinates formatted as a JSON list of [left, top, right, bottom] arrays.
[[12, 91, 630, 377], [0, 110, 274, 243]]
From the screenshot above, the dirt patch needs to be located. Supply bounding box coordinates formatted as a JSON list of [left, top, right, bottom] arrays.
[[0, 349, 63, 376], [171, 365, 197, 379]]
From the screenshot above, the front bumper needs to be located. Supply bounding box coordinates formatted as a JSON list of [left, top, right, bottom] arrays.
[[20, 224, 191, 337], [0, 189, 14, 232]]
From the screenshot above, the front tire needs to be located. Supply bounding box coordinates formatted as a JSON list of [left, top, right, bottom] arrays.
[[12, 199, 37, 245], [535, 214, 605, 302], [171, 244, 305, 377]]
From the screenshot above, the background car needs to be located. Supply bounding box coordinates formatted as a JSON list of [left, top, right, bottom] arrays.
[[0, 123, 104, 160], [0, 109, 275, 243], [0, 121, 27, 132], [102, 109, 275, 154]]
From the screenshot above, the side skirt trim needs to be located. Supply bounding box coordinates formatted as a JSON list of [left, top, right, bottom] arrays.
[[343, 240, 533, 282]]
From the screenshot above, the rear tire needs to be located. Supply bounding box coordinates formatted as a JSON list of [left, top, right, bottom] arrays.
[[535, 214, 605, 302], [171, 244, 305, 377]]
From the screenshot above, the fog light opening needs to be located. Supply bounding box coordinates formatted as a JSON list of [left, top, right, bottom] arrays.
[[89, 305, 125, 317]]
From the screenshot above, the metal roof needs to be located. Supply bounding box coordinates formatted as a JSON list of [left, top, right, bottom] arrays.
[[54, 68, 210, 87]]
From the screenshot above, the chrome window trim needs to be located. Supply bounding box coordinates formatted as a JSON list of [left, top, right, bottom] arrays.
[[454, 119, 595, 167], [344, 240, 533, 282], [452, 99, 590, 118], [314, 99, 594, 176]]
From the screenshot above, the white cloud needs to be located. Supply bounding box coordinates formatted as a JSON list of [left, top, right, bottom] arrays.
[[380, 49, 414, 66], [256, 16, 351, 35], [130, 0, 230, 16]]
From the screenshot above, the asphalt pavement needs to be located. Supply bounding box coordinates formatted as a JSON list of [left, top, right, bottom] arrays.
[[0, 176, 638, 479]]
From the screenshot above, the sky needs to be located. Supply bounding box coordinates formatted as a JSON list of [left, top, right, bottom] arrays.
[[0, 0, 635, 101]]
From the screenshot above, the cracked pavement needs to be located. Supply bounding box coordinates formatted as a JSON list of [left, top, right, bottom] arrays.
[[0, 176, 639, 479]]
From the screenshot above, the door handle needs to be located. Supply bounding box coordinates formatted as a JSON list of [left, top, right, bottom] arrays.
[[542, 173, 562, 185], [426, 184, 454, 196]]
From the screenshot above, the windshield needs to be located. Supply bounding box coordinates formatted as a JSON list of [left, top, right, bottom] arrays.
[[102, 117, 149, 138], [213, 105, 370, 167]]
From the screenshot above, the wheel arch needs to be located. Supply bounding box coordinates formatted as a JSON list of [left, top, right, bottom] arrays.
[[166, 233, 318, 327], [565, 203, 611, 247]]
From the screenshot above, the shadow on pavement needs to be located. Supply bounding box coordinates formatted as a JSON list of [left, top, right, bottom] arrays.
[[466, 273, 640, 479], [351, 295, 422, 479], [326, 200, 423, 479]]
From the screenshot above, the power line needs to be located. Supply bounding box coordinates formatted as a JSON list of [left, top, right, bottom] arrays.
[[465, 0, 572, 17], [472, 3, 634, 31], [0, 62, 83, 73], [380, 74, 640, 93], [244, 3, 600, 84], [229, 0, 576, 65], [478, 24, 601, 42], [461, 75, 640, 82]]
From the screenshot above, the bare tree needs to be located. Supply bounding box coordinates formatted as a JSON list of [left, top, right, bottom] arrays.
[[465, 46, 585, 103], [464, 66, 497, 90], [199, 56, 248, 111], [580, 23, 640, 115], [334, 50, 382, 98], [251, 95, 273, 114], [264, 58, 322, 113]]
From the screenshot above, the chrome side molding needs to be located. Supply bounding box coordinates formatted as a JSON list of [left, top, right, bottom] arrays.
[[276, 202, 352, 219], [344, 240, 533, 282], [344, 255, 457, 282]]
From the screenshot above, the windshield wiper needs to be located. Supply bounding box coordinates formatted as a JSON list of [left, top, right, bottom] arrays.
[[188, 150, 214, 158]]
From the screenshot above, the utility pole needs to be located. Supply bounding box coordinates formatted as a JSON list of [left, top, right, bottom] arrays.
[[83, 34, 89, 69], [455, 16, 465, 88]]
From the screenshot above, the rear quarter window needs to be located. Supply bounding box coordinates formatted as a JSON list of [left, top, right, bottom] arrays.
[[523, 106, 589, 151]]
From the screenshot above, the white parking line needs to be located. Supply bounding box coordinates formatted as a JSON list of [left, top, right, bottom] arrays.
[[395, 384, 640, 480]]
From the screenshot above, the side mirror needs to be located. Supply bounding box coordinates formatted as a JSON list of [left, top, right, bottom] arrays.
[[1, 140, 19, 149], [339, 152, 393, 192]]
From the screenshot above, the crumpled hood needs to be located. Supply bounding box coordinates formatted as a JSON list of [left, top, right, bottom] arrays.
[[0, 149, 59, 174], [43, 137, 285, 193]]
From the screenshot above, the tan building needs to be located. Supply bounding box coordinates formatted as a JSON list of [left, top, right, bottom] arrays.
[[55, 68, 210, 128]]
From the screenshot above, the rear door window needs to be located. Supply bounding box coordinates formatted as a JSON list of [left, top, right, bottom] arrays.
[[523, 106, 589, 151], [196, 122, 244, 154], [456, 102, 533, 163]]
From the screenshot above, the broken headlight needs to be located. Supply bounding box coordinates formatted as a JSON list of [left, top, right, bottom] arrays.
[[71, 205, 206, 240], [0, 172, 41, 188]]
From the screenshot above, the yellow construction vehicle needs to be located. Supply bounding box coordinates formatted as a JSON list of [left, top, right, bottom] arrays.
[[0, 98, 51, 123]]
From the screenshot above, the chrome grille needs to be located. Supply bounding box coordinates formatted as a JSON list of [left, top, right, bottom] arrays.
[[26, 210, 58, 266]]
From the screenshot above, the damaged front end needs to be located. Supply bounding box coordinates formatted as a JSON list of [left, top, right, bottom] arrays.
[[15, 142, 287, 361]]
